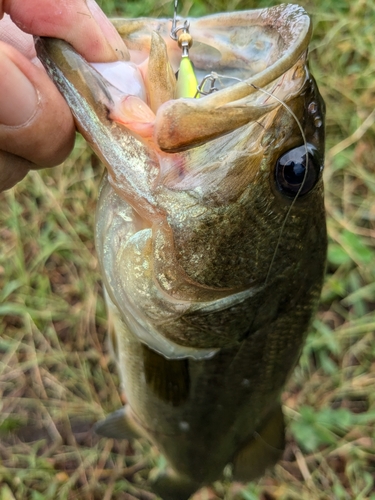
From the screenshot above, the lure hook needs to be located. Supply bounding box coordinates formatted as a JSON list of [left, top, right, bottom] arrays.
[[195, 73, 242, 97], [195, 74, 219, 97]]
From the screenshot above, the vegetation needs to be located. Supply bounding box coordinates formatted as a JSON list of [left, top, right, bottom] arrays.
[[1, 0, 374, 498]]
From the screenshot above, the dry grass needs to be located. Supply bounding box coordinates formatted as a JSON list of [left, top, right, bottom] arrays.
[[1, 0, 375, 498]]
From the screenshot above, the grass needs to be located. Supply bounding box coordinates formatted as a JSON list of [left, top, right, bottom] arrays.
[[1, 0, 375, 498]]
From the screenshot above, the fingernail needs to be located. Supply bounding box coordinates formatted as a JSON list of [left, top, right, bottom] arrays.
[[0, 53, 38, 126], [86, 0, 130, 61]]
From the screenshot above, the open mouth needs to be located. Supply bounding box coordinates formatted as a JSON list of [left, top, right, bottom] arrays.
[[37, 5, 311, 153]]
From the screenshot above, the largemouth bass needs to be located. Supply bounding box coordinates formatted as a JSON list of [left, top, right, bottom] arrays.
[[35, 4, 326, 498]]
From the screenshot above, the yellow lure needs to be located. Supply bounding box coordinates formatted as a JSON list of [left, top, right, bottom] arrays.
[[175, 56, 199, 99]]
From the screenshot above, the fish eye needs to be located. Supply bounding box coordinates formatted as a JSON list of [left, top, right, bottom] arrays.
[[275, 144, 322, 198]]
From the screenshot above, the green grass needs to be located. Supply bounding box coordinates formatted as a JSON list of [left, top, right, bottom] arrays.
[[1, 0, 375, 498]]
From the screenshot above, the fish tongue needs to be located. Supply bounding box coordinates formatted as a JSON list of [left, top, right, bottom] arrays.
[[145, 31, 176, 113]]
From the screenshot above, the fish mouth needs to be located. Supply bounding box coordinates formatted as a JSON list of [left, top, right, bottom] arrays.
[[35, 4, 311, 153]]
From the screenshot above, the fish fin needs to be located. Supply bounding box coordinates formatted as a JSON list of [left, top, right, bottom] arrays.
[[232, 404, 285, 482], [142, 344, 190, 406], [151, 467, 201, 500], [94, 405, 144, 440]]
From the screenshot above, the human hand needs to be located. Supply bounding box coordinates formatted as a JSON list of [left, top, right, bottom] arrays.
[[0, 0, 128, 191]]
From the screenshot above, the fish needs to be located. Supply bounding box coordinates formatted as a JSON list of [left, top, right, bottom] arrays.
[[35, 3, 326, 499]]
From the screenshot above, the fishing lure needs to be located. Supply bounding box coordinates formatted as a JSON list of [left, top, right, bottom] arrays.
[[170, 0, 198, 99], [35, 3, 326, 498]]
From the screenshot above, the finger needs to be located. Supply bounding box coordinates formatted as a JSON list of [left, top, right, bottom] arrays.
[[0, 41, 75, 167], [0, 150, 35, 191], [0, 13, 36, 60], [1, 0, 129, 62]]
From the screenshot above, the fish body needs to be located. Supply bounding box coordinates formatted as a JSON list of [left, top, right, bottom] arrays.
[[35, 4, 326, 498]]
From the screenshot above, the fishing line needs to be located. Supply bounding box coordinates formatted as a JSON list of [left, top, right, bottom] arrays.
[[247, 83, 309, 285], [195, 74, 310, 285]]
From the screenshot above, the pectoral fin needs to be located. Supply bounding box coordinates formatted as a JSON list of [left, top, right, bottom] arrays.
[[95, 405, 145, 440], [142, 344, 190, 407], [232, 404, 285, 482]]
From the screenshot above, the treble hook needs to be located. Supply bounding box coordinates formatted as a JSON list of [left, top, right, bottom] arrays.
[[195, 73, 220, 97], [195, 73, 243, 97]]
